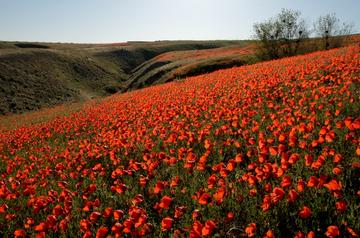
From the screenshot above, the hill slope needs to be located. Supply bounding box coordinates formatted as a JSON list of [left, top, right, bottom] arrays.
[[126, 43, 256, 90], [0, 45, 359, 237], [0, 40, 253, 114], [0, 49, 122, 114], [2, 35, 360, 115]]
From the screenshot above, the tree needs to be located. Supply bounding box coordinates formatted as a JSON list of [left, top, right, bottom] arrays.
[[253, 9, 309, 60], [313, 13, 354, 50]]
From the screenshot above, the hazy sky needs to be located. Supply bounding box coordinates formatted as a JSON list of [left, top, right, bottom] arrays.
[[0, 0, 359, 43]]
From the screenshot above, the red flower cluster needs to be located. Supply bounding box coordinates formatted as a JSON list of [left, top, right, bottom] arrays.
[[1, 45, 359, 237]]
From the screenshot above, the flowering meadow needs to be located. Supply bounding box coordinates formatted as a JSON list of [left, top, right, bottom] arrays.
[[154, 45, 255, 62], [0, 45, 359, 237]]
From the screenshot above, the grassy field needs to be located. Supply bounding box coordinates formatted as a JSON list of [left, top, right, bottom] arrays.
[[0, 40, 255, 115], [0, 45, 359, 237], [126, 43, 257, 90], [1, 35, 360, 115]]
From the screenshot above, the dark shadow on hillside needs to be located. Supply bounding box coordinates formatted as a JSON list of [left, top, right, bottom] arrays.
[[15, 43, 50, 49]]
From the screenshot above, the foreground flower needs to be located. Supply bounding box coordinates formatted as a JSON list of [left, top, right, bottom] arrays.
[[161, 217, 173, 231], [245, 223, 256, 237], [324, 180, 342, 191], [325, 226, 340, 237], [299, 206, 312, 219], [14, 230, 26, 238], [335, 201, 347, 212], [264, 229, 275, 238], [202, 220, 216, 237], [96, 226, 108, 238], [159, 196, 173, 209]]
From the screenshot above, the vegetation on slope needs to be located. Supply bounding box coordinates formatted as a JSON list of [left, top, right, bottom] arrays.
[[0, 50, 122, 114], [0, 46, 359, 237], [126, 43, 257, 90], [0, 40, 251, 114], [1, 34, 358, 115]]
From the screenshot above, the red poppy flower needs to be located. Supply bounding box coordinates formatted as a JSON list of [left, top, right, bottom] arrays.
[[325, 225, 340, 237], [14, 230, 26, 238], [324, 179, 342, 191], [226, 212, 234, 222], [335, 201, 347, 212], [280, 175, 292, 188], [154, 181, 165, 194], [271, 187, 285, 204], [95, 226, 108, 238], [264, 229, 275, 238], [299, 206, 312, 219], [113, 210, 124, 220], [89, 212, 101, 222], [161, 217, 173, 231], [198, 193, 211, 205], [202, 220, 216, 237], [159, 196, 173, 209], [245, 223, 256, 237], [213, 188, 226, 203]]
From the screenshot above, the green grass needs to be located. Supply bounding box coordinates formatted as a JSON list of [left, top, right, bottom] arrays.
[[0, 35, 358, 115], [0, 40, 252, 115]]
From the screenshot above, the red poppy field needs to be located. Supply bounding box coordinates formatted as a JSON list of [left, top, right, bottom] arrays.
[[154, 44, 255, 62], [0, 45, 359, 237]]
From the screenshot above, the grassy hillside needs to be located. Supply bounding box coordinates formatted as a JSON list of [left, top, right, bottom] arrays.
[[0, 45, 358, 237], [1, 35, 359, 115], [126, 43, 256, 90], [0, 40, 251, 114], [0, 49, 124, 114]]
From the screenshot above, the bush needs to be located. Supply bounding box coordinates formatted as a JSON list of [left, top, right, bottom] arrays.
[[313, 13, 354, 50], [104, 85, 119, 94], [253, 9, 309, 60]]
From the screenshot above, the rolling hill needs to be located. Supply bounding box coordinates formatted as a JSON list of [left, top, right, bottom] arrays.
[[0, 40, 254, 114], [0, 45, 358, 237], [125, 43, 256, 90], [1, 35, 359, 115]]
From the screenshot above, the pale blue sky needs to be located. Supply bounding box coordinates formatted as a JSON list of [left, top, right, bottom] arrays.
[[0, 0, 359, 43]]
